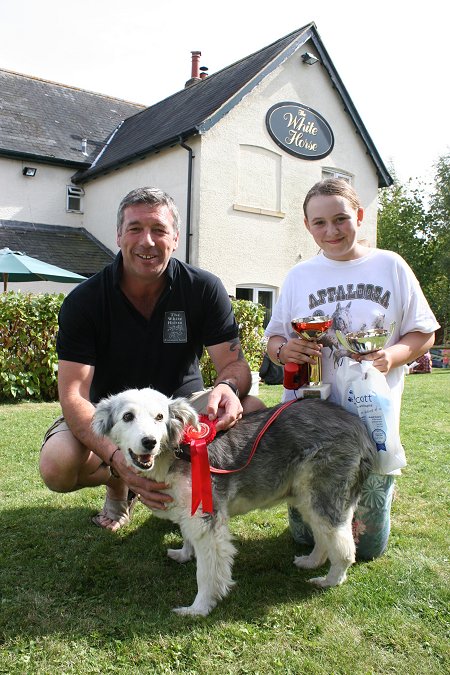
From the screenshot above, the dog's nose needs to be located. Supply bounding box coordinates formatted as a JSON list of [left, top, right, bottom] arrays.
[[141, 436, 157, 450]]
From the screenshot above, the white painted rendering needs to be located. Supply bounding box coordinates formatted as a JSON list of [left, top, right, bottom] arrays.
[[0, 157, 85, 227], [2, 279, 80, 294], [193, 44, 379, 296], [80, 143, 197, 258]]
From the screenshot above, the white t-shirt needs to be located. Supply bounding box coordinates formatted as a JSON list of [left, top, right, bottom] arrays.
[[265, 248, 439, 419]]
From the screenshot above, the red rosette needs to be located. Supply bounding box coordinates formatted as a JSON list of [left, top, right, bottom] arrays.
[[182, 415, 216, 516], [182, 415, 217, 445]]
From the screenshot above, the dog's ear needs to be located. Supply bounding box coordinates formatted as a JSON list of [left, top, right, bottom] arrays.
[[167, 397, 199, 446], [92, 397, 115, 438]]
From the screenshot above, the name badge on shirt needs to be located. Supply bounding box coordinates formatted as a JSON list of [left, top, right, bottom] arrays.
[[163, 311, 187, 343]]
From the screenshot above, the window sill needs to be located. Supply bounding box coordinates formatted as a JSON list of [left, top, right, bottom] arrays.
[[233, 204, 285, 218]]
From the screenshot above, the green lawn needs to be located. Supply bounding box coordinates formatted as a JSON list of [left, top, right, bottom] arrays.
[[0, 372, 449, 674]]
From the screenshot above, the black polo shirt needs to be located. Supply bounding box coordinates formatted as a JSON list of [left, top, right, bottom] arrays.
[[56, 254, 238, 403]]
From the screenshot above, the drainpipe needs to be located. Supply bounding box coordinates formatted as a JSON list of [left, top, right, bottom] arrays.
[[180, 140, 194, 263]]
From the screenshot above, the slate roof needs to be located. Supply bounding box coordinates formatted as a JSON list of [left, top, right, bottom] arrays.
[[73, 23, 392, 187], [0, 221, 115, 277], [0, 69, 145, 166]]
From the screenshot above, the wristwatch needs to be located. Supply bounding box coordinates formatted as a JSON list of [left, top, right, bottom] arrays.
[[215, 380, 240, 399]]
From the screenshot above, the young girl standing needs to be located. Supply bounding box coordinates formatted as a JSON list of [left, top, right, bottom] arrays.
[[265, 178, 439, 559]]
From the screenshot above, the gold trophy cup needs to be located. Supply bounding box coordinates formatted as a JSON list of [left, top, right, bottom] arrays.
[[291, 315, 333, 399]]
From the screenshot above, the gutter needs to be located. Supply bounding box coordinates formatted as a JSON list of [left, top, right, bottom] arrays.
[[0, 148, 89, 169], [180, 140, 194, 264]]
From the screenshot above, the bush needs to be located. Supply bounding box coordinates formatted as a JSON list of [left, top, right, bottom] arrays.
[[200, 299, 266, 386], [0, 294, 266, 401], [0, 292, 63, 401]]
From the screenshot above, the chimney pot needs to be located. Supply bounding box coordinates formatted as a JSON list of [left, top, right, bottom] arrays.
[[191, 50, 201, 79]]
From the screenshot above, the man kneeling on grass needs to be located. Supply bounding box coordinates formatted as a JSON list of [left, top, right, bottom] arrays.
[[40, 186, 264, 531]]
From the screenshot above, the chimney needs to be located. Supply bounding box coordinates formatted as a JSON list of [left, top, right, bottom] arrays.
[[199, 66, 209, 80], [185, 50, 202, 88], [191, 51, 201, 78]]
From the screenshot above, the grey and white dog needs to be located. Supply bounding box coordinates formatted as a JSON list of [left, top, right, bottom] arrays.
[[92, 388, 376, 616]]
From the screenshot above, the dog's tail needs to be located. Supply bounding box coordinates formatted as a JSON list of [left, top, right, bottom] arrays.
[[354, 427, 378, 499]]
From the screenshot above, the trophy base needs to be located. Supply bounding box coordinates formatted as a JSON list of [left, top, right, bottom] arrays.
[[296, 383, 331, 400]]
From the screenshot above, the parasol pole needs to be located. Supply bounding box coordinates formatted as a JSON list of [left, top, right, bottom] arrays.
[[3, 273, 7, 292]]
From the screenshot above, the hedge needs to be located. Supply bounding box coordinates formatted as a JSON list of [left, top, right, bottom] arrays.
[[200, 299, 266, 387], [0, 292, 63, 401], [0, 293, 265, 402]]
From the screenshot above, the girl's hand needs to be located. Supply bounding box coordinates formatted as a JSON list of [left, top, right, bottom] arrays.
[[357, 349, 392, 374], [282, 337, 322, 365]]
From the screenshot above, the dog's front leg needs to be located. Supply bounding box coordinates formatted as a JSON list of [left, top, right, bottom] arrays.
[[173, 514, 236, 617]]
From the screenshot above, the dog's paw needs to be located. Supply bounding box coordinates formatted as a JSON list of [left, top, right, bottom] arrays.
[[308, 575, 328, 588], [294, 554, 321, 570], [167, 547, 194, 563], [308, 574, 346, 588], [172, 605, 210, 617]]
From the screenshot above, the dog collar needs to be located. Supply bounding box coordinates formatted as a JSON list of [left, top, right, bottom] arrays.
[[174, 445, 192, 462]]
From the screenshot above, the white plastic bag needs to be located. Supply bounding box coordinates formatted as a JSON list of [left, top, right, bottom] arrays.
[[336, 358, 406, 474]]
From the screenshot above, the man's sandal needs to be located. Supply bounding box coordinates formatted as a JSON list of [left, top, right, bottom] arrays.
[[91, 490, 138, 530]]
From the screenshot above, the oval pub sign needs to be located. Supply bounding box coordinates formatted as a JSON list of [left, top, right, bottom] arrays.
[[266, 102, 334, 160]]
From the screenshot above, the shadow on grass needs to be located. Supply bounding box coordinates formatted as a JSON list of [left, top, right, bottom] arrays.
[[1, 503, 320, 639]]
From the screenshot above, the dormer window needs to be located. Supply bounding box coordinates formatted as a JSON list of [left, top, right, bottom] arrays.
[[66, 186, 84, 213]]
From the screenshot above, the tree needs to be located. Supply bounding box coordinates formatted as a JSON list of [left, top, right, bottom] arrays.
[[427, 153, 450, 342], [377, 155, 449, 343]]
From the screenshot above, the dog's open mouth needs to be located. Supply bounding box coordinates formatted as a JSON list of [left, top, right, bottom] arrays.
[[129, 449, 154, 470]]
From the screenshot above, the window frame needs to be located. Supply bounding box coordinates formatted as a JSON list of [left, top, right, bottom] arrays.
[[235, 285, 276, 328], [321, 168, 353, 183], [66, 185, 85, 213]]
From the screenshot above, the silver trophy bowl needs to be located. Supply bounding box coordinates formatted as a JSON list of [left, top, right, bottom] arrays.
[[336, 321, 396, 355]]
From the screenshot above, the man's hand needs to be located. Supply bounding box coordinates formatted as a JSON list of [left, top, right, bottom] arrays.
[[111, 448, 173, 510], [206, 384, 243, 432]]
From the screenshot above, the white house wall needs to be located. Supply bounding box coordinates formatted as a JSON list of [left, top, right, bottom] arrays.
[[0, 157, 85, 227], [0, 157, 89, 293], [81, 143, 196, 258], [3, 279, 80, 294], [195, 46, 379, 296]]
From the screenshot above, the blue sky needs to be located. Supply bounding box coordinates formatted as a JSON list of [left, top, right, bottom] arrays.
[[2, 0, 448, 187]]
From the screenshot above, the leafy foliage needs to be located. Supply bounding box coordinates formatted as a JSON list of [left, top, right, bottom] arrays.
[[200, 299, 266, 386], [378, 153, 450, 343], [0, 294, 266, 401], [0, 292, 63, 401], [427, 154, 450, 342]]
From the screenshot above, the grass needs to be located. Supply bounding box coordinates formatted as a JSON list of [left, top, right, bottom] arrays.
[[0, 372, 449, 674]]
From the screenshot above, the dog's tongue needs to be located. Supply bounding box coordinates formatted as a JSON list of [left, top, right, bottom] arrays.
[[129, 449, 153, 468]]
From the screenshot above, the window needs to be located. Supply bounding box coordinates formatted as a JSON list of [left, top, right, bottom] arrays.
[[66, 186, 84, 212], [321, 168, 352, 183], [235, 286, 275, 327], [233, 145, 285, 218]]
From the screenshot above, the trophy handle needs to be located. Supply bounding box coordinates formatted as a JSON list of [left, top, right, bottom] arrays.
[[335, 330, 352, 351], [386, 321, 396, 344]]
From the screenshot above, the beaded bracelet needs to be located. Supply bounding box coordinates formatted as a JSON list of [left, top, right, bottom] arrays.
[[276, 341, 287, 365]]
